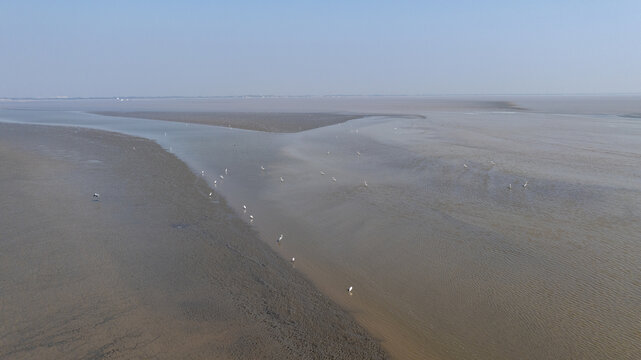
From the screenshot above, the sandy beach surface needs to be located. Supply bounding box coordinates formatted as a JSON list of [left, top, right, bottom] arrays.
[[0, 123, 388, 359]]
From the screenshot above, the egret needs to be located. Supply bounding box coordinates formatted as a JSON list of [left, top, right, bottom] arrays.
[[201, 170, 205, 175], [463, 164, 468, 169], [224, 168, 228, 175], [243, 205, 247, 211], [291, 257, 295, 263], [278, 234, 283, 243], [356, 151, 361, 156], [320, 171, 326, 175], [523, 181, 528, 189], [209, 192, 213, 197], [220, 175, 224, 179], [280, 176, 284, 183], [331, 177, 337, 182], [363, 180, 368, 187], [508, 184, 512, 190]]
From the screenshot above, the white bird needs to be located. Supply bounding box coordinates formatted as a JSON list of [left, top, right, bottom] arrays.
[[280, 176, 284, 183], [291, 257, 295, 263], [320, 171, 326, 175], [260, 165, 265, 171], [242, 204, 247, 211], [219, 175, 224, 179], [523, 181, 528, 188], [356, 151, 361, 156], [201, 170, 205, 175], [463, 164, 468, 169], [363, 180, 368, 187], [508, 184, 512, 190], [92, 193, 100, 200], [209, 192, 213, 197], [214, 180, 218, 186], [278, 234, 283, 243], [331, 177, 337, 182], [224, 168, 228, 175], [347, 286, 353, 293], [489, 160, 496, 165]]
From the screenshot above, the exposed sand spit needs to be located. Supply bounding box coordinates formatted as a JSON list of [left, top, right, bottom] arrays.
[[0, 123, 388, 359]]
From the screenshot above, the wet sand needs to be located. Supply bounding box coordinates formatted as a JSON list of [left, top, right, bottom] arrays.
[[2, 96, 641, 360], [0, 123, 388, 359], [90, 111, 370, 133]]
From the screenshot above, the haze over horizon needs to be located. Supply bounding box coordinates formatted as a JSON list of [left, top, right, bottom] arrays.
[[2, 1, 640, 98]]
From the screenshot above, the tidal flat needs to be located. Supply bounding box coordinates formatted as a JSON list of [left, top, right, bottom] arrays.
[[1, 95, 640, 359]]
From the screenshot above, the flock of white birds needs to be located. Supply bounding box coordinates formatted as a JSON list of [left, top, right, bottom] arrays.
[[93, 126, 531, 298]]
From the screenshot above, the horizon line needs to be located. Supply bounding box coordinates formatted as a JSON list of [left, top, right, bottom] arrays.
[[2, 92, 641, 101]]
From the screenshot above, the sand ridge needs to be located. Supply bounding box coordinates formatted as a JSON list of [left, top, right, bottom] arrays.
[[90, 111, 369, 133], [0, 123, 388, 359]]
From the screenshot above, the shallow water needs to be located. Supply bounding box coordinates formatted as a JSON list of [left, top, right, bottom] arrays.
[[2, 97, 640, 359]]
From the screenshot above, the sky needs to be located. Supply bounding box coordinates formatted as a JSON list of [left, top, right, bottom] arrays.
[[1, 0, 640, 98]]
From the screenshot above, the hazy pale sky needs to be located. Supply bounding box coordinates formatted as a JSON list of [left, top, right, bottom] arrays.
[[1, 1, 640, 97]]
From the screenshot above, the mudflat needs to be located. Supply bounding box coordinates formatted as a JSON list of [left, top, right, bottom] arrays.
[[90, 111, 368, 133], [0, 123, 388, 359]]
